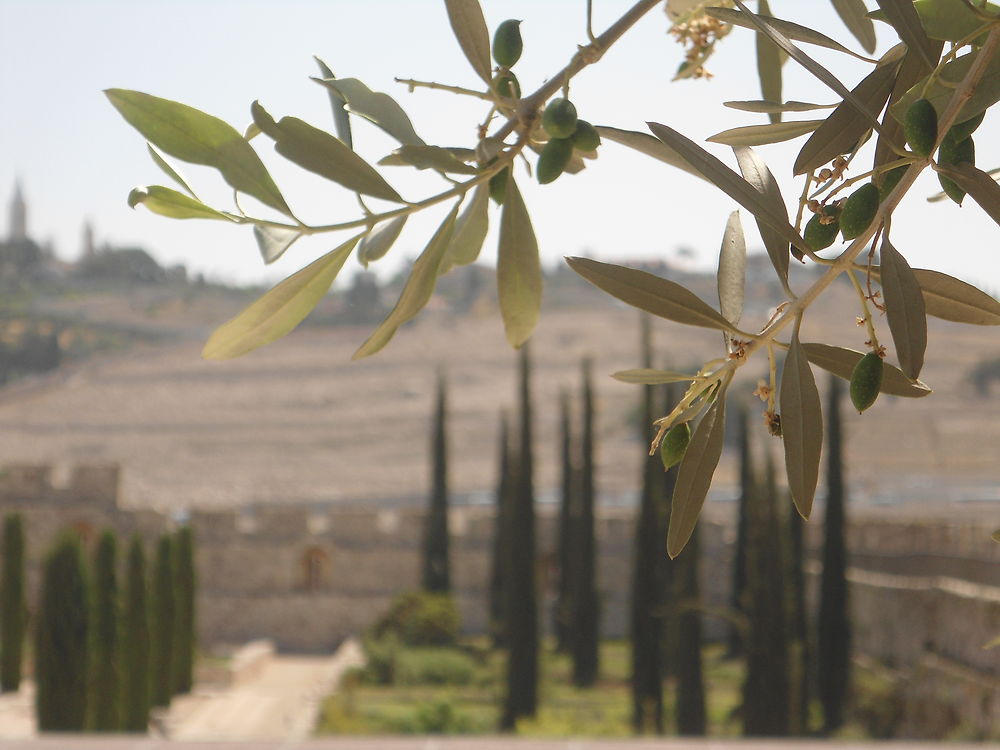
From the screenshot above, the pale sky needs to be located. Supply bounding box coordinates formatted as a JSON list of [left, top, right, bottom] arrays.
[[2, 0, 998, 293]]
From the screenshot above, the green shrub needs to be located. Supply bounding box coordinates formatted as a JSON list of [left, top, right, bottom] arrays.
[[395, 647, 475, 686], [360, 633, 400, 685], [371, 591, 459, 646], [415, 699, 468, 733]]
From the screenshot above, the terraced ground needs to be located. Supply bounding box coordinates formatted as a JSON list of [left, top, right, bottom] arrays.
[[1, 273, 997, 516]]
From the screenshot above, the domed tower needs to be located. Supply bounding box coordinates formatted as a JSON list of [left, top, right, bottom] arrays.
[[8, 180, 27, 242]]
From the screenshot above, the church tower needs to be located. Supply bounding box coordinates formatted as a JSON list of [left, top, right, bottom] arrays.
[[9, 180, 27, 242]]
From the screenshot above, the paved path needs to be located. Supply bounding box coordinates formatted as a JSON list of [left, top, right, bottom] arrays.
[[166, 638, 363, 740]]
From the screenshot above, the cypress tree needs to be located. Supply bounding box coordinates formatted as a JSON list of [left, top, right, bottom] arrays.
[[489, 411, 511, 648], [727, 400, 751, 658], [554, 389, 575, 653], [674, 522, 706, 735], [819, 375, 850, 734], [422, 371, 450, 593], [122, 535, 151, 732], [90, 529, 120, 730], [571, 357, 599, 687], [500, 343, 538, 731], [1, 513, 26, 693], [629, 315, 675, 734], [742, 445, 790, 737], [35, 531, 89, 732], [787, 496, 810, 735], [151, 534, 175, 708], [172, 526, 196, 695]]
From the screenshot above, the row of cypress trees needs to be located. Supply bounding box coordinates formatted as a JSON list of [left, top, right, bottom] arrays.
[[423, 315, 851, 737], [27, 526, 196, 732]]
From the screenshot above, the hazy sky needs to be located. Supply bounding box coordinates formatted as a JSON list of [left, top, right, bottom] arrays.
[[2, 0, 998, 293]]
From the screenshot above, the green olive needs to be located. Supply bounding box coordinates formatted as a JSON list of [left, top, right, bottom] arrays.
[[536, 138, 573, 184], [904, 98, 937, 157], [850, 351, 884, 413], [571, 120, 601, 152], [541, 98, 578, 139], [840, 183, 880, 240], [492, 20, 523, 68], [660, 422, 692, 470]]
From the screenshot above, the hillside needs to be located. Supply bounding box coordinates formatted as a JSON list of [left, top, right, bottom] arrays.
[[0, 262, 997, 515]]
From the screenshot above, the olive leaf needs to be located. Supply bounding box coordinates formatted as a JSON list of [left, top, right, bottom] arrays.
[[707, 119, 823, 147], [879, 240, 927, 380], [756, 0, 787, 124], [105, 89, 291, 216], [312, 77, 424, 146], [566, 257, 738, 332], [128, 186, 233, 222], [725, 1, 886, 133], [717, 210, 746, 328], [313, 57, 353, 148], [802, 343, 932, 396], [253, 225, 302, 265], [354, 205, 460, 359], [444, 0, 493, 85], [595, 126, 706, 182], [268, 116, 404, 203], [146, 145, 197, 199], [611, 368, 698, 385], [935, 162, 1000, 228], [498, 178, 542, 349], [646, 121, 810, 257], [794, 56, 900, 175], [872, 0, 1000, 43], [781, 331, 822, 519], [667, 388, 728, 558], [724, 100, 835, 113], [442, 184, 489, 272], [891, 48, 1000, 126], [927, 167, 1000, 203], [202, 234, 361, 360], [870, 266, 1000, 325], [707, 6, 874, 61], [358, 215, 407, 268], [379, 145, 478, 174], [733, 146, 791, 279], [874, 0, 939, 70], [831, 0, 877, 54]]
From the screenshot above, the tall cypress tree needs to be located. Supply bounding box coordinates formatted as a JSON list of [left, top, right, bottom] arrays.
[[1, 513, 26, 693], [571, 357, 599, 687], [423, 371, 450, 593], [122, 535, 151, 732], [742, 445, 790, 737], [728, 401, 751, 657], [489, 411, 511, 649], [554, 389, 575, 653], [674, 522, 706, 735], [787, 496, 810, 735], [172, 526, 196, 695], [151, 534, 175, 708], [629, 315, 675, 733], [819, 375, 850, 734], [500, 344, 538, 731], [35, 531, 89, 732], [90, 529, 121, 730]]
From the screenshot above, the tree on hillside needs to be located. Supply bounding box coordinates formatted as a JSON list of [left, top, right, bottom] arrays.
[[819, 376, 851, 734], [90, 529, 121, 730], [173, 526, 197, 695], [423, 371, 451, 594], [489, 410, 512, 648], [151, 534, 175, 708], [35, 531, 89, 732], [571, 357, 599, 688], [500, 344, 538, 731], [122, 535, 151, 732], [1, 513, 26, 693]]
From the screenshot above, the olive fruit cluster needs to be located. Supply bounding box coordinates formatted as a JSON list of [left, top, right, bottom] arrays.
[[904, 98, 982, 205], [491, 20, 522, 102], [537, 98, 601, 184]]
